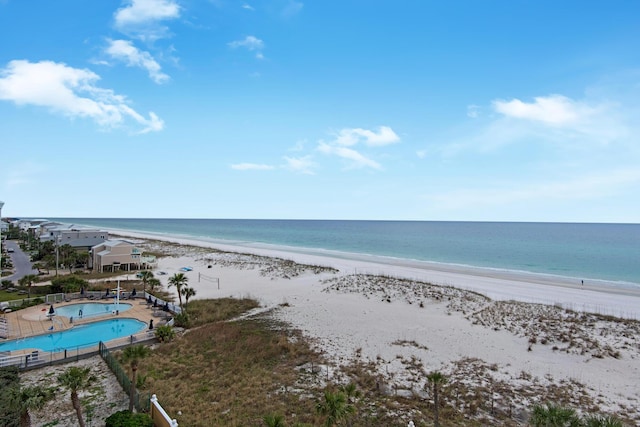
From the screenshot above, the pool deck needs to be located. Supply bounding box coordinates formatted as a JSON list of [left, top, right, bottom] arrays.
[[1, 298, 167, 342]]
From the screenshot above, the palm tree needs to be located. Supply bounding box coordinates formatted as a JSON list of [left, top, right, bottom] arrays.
[[58, 244, 76, 273], [168, 273, 188, 310], [57, 366, 96, 427], [583, 415, 624, 427], [75, 251, 89, 270], [339, 383, 360, 427], [122, 344, 151, 412], [7, 385, 53, 427], [530, 403, 581, 427], [340, 383, 361, 403], [18, 274, 38, 299], [138, 271, 154, 293], [147, 278, 161, 292], [583, 414, 624, 427], [181, 286, 196, 312], [263, 413, 286, 427], [426, 371, 447, 427], [316, 390, 354, 427]]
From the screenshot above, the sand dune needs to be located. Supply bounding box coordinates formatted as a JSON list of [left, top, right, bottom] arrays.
[[114, 231, 640, 423]]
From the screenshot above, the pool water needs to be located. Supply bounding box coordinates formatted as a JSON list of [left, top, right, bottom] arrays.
[[0, 318, 147, 352], [53, 302, 132, 318]]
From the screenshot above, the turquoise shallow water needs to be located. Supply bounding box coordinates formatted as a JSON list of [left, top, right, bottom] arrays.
[[52, 218, 640, 285], [0, 318, 146, 352], [54, 302, 132, 318]]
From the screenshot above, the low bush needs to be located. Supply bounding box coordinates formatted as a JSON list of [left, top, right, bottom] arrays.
[[105, 410, 153, 427]]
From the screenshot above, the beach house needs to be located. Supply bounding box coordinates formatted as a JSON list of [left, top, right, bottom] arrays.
[[90, 240, 144, 273]]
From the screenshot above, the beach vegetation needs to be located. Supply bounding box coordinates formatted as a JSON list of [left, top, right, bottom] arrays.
[[105, 410, 153, 427], [146, 277, 161, 292], [137, 271, 154, 293], [582, 414, 625, 427], [172, 311, 190, 327], [154, 324, 176, 342], [50, 275, 89, 293], [180, 286, 196, 312], [426, 371, 448, 427], [5, 384, 54, 427], [0, 367, 21, 427], [529, 402, 581, 426], [167, 272, 187, 311], [263, 413, 286, 427], [315, 389, 355, 426], [17, 274, 38, 299], [121, 345, 151, 412], [57, 366, 97, 427]]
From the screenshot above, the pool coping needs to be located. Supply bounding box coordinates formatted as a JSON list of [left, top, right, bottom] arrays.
[[1, 297, 162, 355]]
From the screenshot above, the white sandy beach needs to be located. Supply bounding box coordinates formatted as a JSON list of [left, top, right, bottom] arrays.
[[111, 229, 640, 422]]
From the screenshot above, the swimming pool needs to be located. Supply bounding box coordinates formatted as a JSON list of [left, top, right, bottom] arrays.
[[53, 302, 132, 319], [0, 318, 147, 352]]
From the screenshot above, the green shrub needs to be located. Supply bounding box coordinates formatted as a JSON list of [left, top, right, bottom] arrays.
[[105, 410, 153, 427], [50, 275, 89, 293], [154, 325, 176, 342], [173, 312, 190, 328]]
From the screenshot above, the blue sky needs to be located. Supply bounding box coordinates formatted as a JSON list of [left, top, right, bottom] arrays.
[[1, 0, 639, 222]]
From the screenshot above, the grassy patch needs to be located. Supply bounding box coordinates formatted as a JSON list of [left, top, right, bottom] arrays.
[[132, 300, 322, 426], [184, 298, 259, 327]]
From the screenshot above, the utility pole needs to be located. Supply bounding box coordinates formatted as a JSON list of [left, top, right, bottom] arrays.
[[55, 234, 59, 277]]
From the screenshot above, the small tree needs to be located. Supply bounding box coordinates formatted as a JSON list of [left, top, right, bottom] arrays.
[[316, 390, 354, 427], [583, 414, 624, 427], [122, 345, 151, 412], [138, 271, 154, 293], [18, 275, 38, 299], [168, 273, 188, 311], [426, 371, 447, 427], [530, 403, 581, 427], [181, 286, 196, 312], [154, 325, 176, 343], [147, 278, 161, 292], [7, 385, 54, 427], [57, 366, 96, 427]]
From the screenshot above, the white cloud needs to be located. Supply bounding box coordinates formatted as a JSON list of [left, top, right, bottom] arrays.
[[493, 94, 595, 126], [228, 36, 264, 51], [114, 0, 180, 26], [228, 36, 265, 59], [317, 142, 381, 170], [106, 39, 170, 84], [0, 60, 164, 133], [334, 126, 400, 147], [440, 91, 632, 157], [242, 3, 255, 11], [231, 163, 275, 171], [114, 0, 180, 41], [283, 156, 315, 174], [315, 126, 399, 170]]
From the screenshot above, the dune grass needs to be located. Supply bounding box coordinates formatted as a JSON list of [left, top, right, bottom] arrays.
[[134, 301, 323, 426]]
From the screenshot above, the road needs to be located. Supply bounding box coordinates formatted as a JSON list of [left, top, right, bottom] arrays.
[[3, 240, 39, 283]]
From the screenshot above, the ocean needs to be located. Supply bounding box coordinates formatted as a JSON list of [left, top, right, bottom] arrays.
[[51, 218, 639, 287]]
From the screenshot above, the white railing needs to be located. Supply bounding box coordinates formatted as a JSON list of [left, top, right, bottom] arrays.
[[150, 394, 179, 427], [0, 328, 157, 369]]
